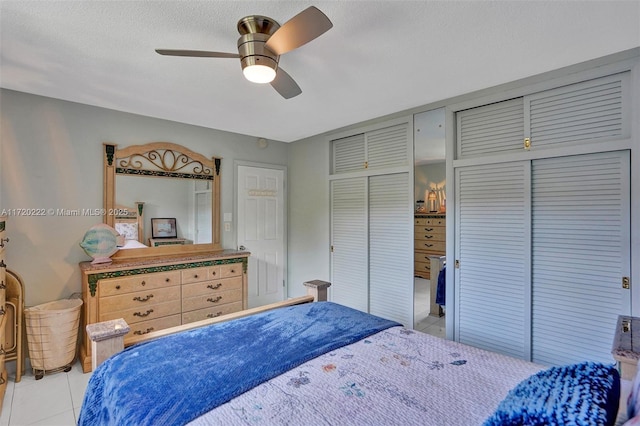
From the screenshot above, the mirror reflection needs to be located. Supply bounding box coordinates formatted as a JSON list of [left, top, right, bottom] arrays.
[[116, 175, 212, 246], [413, 107, 446, 334], [104, 142, 221, 259]]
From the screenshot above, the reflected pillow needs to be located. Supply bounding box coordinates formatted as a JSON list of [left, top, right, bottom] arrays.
[[115, 222, 138, 241]]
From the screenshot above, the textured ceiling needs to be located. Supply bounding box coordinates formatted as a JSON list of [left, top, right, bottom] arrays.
[[1, 1, 639, 143]]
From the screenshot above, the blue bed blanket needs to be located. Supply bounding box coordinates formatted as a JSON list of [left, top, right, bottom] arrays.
[[79, 302, 400, 426]]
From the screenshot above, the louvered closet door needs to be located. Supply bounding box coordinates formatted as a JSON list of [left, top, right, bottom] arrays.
[[330, 178, 368, 312], [526, 73, 628, 150], [455, 162, 530, 359], [531, 151, 630, 365], [366, 124, 410, 169], [369, 173, 413, 326], [456, 98, 525, 159], [332, 134, 365, 174]]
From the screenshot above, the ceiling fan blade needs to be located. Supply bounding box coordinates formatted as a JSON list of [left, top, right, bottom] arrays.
[[265, 6, 333, 56], [270, 68, 302, 99], [155, 49, 240, 58]]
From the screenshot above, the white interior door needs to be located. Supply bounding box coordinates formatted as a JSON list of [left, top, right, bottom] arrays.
[[237, 165, 285, 308], [194, 181, 212, 244]]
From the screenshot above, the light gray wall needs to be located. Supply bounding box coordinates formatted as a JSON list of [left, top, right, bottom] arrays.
[[286, 135, 329, 298], [0, 89, 288, 306]]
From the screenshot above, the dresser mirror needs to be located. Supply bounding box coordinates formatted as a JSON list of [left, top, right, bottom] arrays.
[[103, 142, 221, 259]]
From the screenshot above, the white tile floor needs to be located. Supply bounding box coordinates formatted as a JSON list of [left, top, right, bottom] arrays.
[[0, 359, 91, 426], [0, 280, 443, 425], [414, 277, 445, 338]]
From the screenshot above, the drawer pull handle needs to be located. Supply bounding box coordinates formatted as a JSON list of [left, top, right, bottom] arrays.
[[207, 312, 223, 318], [194, 274, 199, 279], [115, 285, 121, 290], [165, 278, 170, 282], [133, 328, 154, 335], [133, 294, 154, 302], [424, 235, 433, 239], [424, 244, 433, 247], [141, 280, 146, 286], [0, 260, 5, 268], [207, 296, 223, 303], [0, 280, 5, 290], [424, 228, 433, 231], [0, 347, 5, 355], [0, 237, 9, 248], [207, 283, 223, 290], [133, 309, 154, 317], [212, 271, 216, 276], [230, 269, 235, 274]]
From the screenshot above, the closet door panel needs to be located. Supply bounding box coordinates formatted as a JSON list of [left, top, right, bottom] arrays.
[[456, 98, 525, 159], [455, 162, 530, 359], [369, 173, 413, 326], [331, 134, 366, 174], [526, 73, 628, 150], [330, 178, 368, 312], [366, 123, 411, 170], [531, 150, 630, 365]]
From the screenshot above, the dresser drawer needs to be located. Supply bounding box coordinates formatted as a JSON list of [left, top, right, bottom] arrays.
[[219, 263, 242, 278], [414, 224, 445, 235], [182, 276, 242, 299], [414, 231, 445, 242], [99, 271, 180, 296], [125, 314, 182, 344], [183, 263, 243, 284], [181, 301, 243, 324], [414, 217, 445, 226], [414, 261, 431, 279], [99, 299, 181, 324], [181, 267, 211, 284], [414, 240, 445, 253], [182, 288, 243, 312], [99, 285, 180, 313]]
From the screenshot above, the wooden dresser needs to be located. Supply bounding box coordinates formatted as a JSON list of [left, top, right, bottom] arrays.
[[414, 214, 445, 280], [0, 216, 7, 406], [79, 249, 249, 373]]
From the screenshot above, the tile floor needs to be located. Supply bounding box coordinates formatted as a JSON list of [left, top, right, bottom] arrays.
[[0, 280, 444, 425], [0, 359, 90, 426], [414, 277, 446, 338]]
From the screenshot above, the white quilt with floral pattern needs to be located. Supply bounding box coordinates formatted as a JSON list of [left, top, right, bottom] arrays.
[[189, 326, 543, 425]]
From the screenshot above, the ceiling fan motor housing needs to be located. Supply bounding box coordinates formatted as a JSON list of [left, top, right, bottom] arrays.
[[237, 16, 281, 73]]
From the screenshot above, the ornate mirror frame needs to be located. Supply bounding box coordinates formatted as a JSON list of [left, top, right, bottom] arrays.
[[103, 142, 222, 259]]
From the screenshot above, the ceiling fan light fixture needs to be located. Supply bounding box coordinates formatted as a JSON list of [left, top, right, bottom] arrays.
[[243, 64, 276, 84]]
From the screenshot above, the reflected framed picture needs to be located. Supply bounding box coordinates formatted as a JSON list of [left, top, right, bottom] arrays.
[[151, 218, 177, 238]]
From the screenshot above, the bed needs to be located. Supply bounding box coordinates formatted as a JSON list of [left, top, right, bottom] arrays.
[[113, 202, 148, 249], [79, 287, 622, 426]]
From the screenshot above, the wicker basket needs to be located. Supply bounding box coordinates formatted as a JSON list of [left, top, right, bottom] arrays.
[[25, 298, 83, 379]]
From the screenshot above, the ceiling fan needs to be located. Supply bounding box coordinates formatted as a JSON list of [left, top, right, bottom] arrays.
[[156, 6, 333, 99]]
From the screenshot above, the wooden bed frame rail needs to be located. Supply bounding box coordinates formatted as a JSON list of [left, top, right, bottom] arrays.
[[86, 280, 331, 370]]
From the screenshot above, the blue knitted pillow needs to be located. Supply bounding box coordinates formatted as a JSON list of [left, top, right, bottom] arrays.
[[484, 362, 620, 426]]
